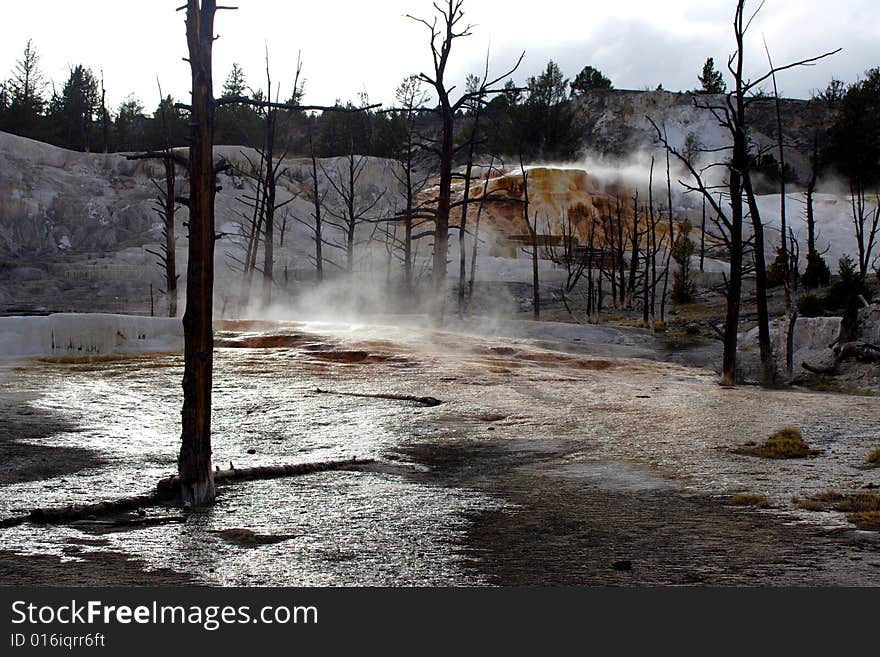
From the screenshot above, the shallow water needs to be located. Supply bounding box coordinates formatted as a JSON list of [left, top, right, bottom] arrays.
[[1, 320, 878, 584]]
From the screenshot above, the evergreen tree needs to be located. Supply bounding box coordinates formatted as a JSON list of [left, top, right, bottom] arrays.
[[481, 79, 520, 156], [697, 57, 726, 94], [146, 95, 189, 150], [528, 60, 568, 108], [766, 246, 788, 287], [524, 60, 576, 158], [827, 68, 880, 188], [828, 255, 870, 335], [671, 220, 696, 302], [814, 77, 846, 104], [114, 94, 146, 152], [2, 39, 47, 138], [215, 63, 262, 146], [221, 63, 248, 97], [49, 64, 100, 151], [570, 65, 612, 96], [802, 251, 831, 288]]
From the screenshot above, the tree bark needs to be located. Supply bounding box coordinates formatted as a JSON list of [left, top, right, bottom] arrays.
[[806, 138, 818, 262], [744, 172, 775, 386], [164, 157, 178, 318], [262, 109, 276, 307], [433, 108, 454, 317], [179, 0, 217, 507], [768, 55, 791, 312], [720, 3, 749, 387], [309, 136, 324, 282]]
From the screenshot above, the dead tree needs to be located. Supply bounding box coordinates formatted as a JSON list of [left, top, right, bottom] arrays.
[[640, 160, 670, 329], [298, 130, 328, 281], [391, 76, 431, 294], [851, 185, 880, 277], [178, 0, 223, 506], [100, 72, 110, 153], [627, 191, 644, 308], [764, 40, 792, 312], [699, 196, 707, 271], [651, 0, 838, 386], [128, 82, 183, 318], [519, 156, 540, 320], [408, 0, 522, 318], [146, 166, 181, 317], [258, 60, 279, 307], [455, 101, 480, 316], [784, 228, 801, 378], [743, 169, 774, 386], [174, 0, 376, 507], [597, 197, 629, 309], [466, 156, 502, 310], [546, 206, 591, 320], [805, 137, 820, 269], [803, 342, 880, 375], [231, 145, 297, 308], [586, 219, 601, 322], [229, 52, 303, 308], [600, 206, 618, 306], [322, 148, 387, 273], [614, 196, 628, 307], [231, 148, 265, 297], [659, 135, 675, 320], [452, 68, 493, 316]]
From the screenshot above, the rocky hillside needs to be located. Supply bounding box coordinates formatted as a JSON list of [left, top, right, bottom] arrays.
[[572, 89, 834, 182], [0, 131, 397, 314]]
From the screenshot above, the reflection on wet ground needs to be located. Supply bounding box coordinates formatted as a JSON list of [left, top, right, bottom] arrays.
[[1, 320, 879, 585]]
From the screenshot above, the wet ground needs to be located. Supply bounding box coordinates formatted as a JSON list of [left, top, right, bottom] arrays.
[[1, 319, 879, 586]]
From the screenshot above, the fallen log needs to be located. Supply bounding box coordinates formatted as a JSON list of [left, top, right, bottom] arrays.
[[28, 494, 163, 525], [2, 458, 376, 529], [802, 341, 880, 375], [68, 515, 187, 529], [0, 515, 30, 529], [157, 458, 373, 496], [314, 387, 442, 407]]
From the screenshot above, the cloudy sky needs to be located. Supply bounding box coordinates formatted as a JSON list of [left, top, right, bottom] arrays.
[[1, 0, 876, 112]]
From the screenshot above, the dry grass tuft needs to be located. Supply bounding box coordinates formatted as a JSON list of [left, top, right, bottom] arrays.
[[848, 512, 880, 530], [736, 427, 819, 459], [797, 491, 880, 530], [731, 493, 771, 508]]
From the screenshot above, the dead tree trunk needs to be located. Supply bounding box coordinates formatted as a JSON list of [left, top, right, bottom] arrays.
[[806, 137, 819, 265], [648, 161, 658, 327], [408, 0, 522, 319], [615, 196, 627, 307], [627, 192, 641, 308], [456, 123, 479, 316], [744, 173, 775, 386], [262, 108, 276, 307], [766, 44, 791, 313], [100, 73, 110, 153], [659, 143, 674, 320], [520, 157, 540, 320], [323, 148, 386, 274], [700, 196, 706, 272], [309, 134, 324, 282], [161, 156, 179, 318], [466, 155, 497, 311], [179, 0, 219, 507], [649, 0, 836, 386], [851, 182, 880, 277]]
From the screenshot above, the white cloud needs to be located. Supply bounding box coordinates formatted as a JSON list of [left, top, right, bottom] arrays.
[[0, 0, 875, 111]]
